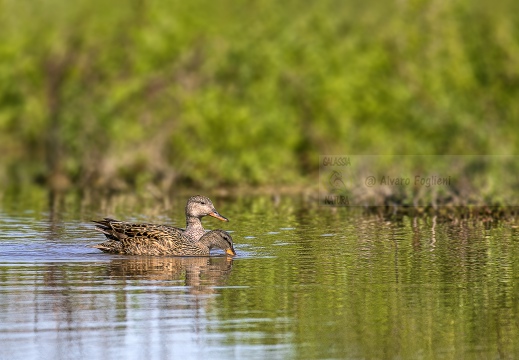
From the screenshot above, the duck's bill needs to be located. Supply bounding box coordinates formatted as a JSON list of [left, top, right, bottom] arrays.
[[209, 211, 229, 222], [226, 248, 236, 256]]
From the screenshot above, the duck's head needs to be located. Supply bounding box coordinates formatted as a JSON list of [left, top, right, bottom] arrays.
[[186, 195, 229, 222], [201, 230, 236, 256]]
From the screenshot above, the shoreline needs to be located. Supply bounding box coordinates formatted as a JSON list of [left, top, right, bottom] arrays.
[[1, 183, 518, 223]]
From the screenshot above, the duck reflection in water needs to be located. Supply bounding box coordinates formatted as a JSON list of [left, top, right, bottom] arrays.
[[106, 256, 233, 289]]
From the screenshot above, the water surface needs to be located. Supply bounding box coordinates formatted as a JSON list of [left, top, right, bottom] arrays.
[[1, 194, 518, 359]]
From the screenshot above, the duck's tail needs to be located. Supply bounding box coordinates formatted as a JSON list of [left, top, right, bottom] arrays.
[[93, 218, 121, 241], [90, 240, 123, 253]]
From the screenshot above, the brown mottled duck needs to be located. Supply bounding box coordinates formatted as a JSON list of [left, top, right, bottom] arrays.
[[91, 195, 228, 252], [92, 218, 235, 256]]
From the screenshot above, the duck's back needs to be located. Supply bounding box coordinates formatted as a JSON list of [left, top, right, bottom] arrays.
[[94, 219, 187, 255]]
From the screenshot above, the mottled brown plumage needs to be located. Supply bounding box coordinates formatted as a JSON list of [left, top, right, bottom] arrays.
[[92, 218, 235, 256]]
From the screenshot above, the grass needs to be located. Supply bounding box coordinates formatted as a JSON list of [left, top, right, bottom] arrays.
[[1, 0, 519, 205]]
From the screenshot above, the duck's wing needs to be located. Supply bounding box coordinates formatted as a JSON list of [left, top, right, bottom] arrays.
[[94, 218, 179, 241], [121, 227, 189, 256], [93, 218, 190, 255]]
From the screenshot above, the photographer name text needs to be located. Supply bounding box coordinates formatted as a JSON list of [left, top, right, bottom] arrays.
[[366, 175, 452, 187]]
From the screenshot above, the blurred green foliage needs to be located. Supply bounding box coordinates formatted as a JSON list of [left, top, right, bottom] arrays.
[[1, 0, 518, 194]]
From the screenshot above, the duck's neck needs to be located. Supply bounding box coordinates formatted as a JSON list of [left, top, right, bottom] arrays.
[[185, 216, 205, 241], [186, 215, 203, 229]]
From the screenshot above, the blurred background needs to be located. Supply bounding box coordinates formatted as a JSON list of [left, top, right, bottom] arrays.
[[1, 0, 518, 202]]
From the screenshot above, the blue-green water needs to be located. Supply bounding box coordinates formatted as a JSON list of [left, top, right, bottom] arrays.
[[1, 194, 518, 359]]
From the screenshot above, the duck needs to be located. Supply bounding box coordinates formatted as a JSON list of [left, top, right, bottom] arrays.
[[91, 195, 228, 253], [91, 218, 235, 256]]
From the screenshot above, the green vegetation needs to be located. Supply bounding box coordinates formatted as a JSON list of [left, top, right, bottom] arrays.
[[1, 0, 519, 199]]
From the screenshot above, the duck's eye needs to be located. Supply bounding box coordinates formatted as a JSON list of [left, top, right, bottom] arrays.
[[200, 201, 206, 205]]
